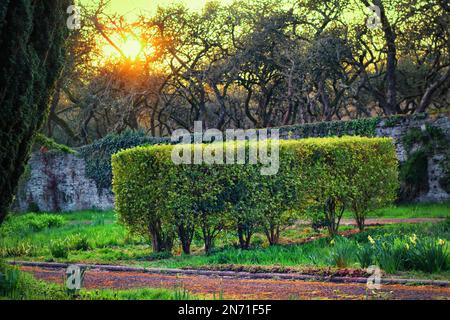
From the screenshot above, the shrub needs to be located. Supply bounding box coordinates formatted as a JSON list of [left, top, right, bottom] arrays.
[[27, 214, 65, 231], [223, 165, 262, 249], [34, 134, 76, 154], [147, 251, 173, 261], [167, 150, 237, 254], [311, 211, 330, 232], [374, 238, 408, 274], [112, 136, 398, 254], [0, 242, 36, 258], [399, 150, 429, 200], [356, 243, 374, 268], [299, 137, 398, 236], [407, 238, 449, 273], [112, 145, 176, 253], [329, 238, 356, 268], [80, 130, 170, 191], [49, 240, 69, 259], [257, 143, 301, 245], [348, 140, 398, 231], [69, 234, 91, 251]]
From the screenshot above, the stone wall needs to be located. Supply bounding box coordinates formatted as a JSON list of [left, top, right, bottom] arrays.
[[13, 152, 114, 212], [377, 116, 449, 203], [13, 114, 450, 213]]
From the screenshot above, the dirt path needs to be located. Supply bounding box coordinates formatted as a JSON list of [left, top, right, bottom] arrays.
[[20, 266, 450, 300]]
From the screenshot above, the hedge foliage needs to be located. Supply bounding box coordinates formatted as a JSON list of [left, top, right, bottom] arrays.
[[79, 131, 170, 191], [112, 137, 399, 253]]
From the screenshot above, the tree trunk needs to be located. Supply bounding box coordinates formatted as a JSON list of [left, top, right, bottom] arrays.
[[374, 0, 398, 115], [355, 215, 366, 232], [265, 226, 280, 246], [325, 198, 345, 237], [178, 224, 193, 255], [237, 224, 253, 249], [417, 67, 450, 113], [149, 223, 173, 253], [204, 236, 214, 255]]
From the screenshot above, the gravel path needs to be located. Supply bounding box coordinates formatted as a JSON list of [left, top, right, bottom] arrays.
[[20, 266, 450, 300]]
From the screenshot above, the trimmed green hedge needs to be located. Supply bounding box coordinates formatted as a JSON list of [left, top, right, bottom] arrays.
[[112, 137, 398, 253], [79, 131, 170, 191]]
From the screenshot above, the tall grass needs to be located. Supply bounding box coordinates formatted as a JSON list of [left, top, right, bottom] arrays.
[[329, 238, 357, 268]]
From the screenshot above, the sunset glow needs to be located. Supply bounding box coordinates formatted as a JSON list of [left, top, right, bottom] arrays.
[[99, 33, 145, 61], [120, 37, 143, 60]]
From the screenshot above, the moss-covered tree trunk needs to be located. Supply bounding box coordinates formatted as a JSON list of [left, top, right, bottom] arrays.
[[0, 0, 70, 224]]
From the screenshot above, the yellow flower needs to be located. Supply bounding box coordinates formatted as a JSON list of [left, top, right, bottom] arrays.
[[368, 235, 375, 245], [405, 243, 410, 250], [409, 234, 417, 245], [330, 239, 335, 245], [438, 239, 445, 246]]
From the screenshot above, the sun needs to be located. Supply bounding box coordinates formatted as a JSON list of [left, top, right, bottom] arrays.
[[121, 38, 143, 60], [100, 34, 144, 61]]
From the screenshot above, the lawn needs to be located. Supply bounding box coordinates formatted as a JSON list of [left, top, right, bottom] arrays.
[[1, 202, 449, 279]]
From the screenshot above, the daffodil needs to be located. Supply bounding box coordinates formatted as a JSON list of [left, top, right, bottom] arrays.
[[330, 239, 335, 245], [409, 234, 417, 245], [405, 243, 410, 250], [438, 239, 445, 246], [368, 235, 375, 245]]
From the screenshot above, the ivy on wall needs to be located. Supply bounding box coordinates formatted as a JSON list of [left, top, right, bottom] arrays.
[[79, 131, 170, 192], [399, 125, 449, 200], [382, 113, 428, 128], [276, 113, 432, 139], [34, 134, 76, 154], [278, 117, 381, 138], [440, 159, 450, 194]]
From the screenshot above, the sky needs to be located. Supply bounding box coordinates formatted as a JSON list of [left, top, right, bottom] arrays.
[[83, 0, 232, 19], [81, 0, 233, 61]]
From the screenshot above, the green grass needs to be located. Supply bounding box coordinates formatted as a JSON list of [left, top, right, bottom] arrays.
[[80, 287, 196, 300], [343, 202, 450, 219], [0, 262, 69, 300], [60, 210, 116, 222], [0, 210, 148, 260]]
